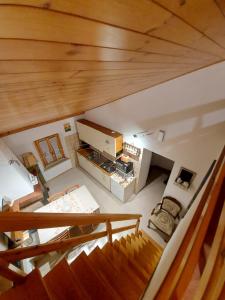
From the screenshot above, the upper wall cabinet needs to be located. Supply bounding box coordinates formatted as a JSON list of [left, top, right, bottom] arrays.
[[76, 119, 123, 158]]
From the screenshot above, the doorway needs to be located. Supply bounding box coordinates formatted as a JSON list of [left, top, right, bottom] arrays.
[[146, 152, 174, 189]]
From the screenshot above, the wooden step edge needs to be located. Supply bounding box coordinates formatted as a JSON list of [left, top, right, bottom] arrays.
[[88, 247, 124, 300], [129, 237, 162, 272], [105, 245, 146, 292], [141, 238, 163, 258], [140, 230, 164, 252], [142, 239, 163, 259], [131, 234, 145, 252], [74, 250, 123, 300], [119, 237, 135, 257], [119, 236, 127, 247], [126, 234, 132, 244], [113, 240, 150, 283], [91, 246, 140, 300], [4, 269, 50, 300], [133, 249, 155, 274], [44, 258, 90, 300], [102, 242, 146, 293]]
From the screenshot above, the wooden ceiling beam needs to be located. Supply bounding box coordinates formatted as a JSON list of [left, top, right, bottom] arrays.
[[0, 39, 217, 64], [0, 60, 207, 74], [0, 5, 223, 60], [154, 0, 225, 49], [0, 1, 224, 59]]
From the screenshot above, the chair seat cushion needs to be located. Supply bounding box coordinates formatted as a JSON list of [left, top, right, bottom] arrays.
[[149, 211, 175, 236]]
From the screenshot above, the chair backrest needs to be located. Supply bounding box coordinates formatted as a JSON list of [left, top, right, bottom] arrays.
[[162, 196, 182, 218]]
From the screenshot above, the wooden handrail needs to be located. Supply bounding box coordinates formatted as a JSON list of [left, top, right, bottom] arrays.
[[174, 163, 225, 299], [193, 189, 225, 300], [0, 212, 141, 232], [0, 224, 136, 263], [155, 145, 225, 299]]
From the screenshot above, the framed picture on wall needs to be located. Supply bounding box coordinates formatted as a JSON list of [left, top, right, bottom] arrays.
[[64, 123, 71, 132]]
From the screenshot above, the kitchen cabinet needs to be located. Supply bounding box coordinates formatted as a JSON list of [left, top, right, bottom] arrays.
[[110, 176, 135, 202], [77, 152, 111, 190], [76, 119, 122, 157]]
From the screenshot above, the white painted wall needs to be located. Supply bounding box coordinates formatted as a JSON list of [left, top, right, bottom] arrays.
[[2, 115, 84, 181], [143, 176, 208, 299], [0, 140, 34, 203], [136, 148, 152, 192], [85, 61, 225, 209], [151, 152, 174, 171]]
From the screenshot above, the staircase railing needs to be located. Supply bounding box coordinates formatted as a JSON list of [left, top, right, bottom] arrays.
[[0, 211, 141, 284], [154, 145, 225, 300]]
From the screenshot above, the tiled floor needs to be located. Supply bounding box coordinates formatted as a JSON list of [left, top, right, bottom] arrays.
[[48, 167, 167, 247]]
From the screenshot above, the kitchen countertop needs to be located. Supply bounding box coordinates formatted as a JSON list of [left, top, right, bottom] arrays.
[[111, 172, 135, 188], [77, 148, 111, 176], [77, 148, 136, 187]]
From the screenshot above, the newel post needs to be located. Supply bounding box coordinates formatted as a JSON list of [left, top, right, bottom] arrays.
[[135, 218, 140, 235], [106, 220, 112, 244]]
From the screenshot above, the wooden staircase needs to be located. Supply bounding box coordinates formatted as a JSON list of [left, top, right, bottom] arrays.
[[0, 231, 163, 300]]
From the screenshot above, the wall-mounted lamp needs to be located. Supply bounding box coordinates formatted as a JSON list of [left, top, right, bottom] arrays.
[[133, 129, 166, 143], [157, 130, 165, 142], [133, 130, 154, 138], [0, 159, 20, 166]]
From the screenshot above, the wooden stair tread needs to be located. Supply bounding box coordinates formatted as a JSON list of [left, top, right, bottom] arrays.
[[44, 258, 89, 300], [133, 233, 163, 271], [0, 269, 50, 300], [130, 234, 159, 261], [1, 230, 163, 300], [102, 243, 146, 295], [140, 238, 163, 263], [70, 251, 120, 300], [113, 239, 150, 283], [90, 246, 140, 299], [121, 235, 152, 273], [140, 230, 164, 253], [128, 235, 155, 274]]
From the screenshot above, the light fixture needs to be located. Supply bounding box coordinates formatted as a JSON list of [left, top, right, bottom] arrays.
[[133, 130, 154, 138], [0, 159, 20, 166], [157, 130, 165, 142]]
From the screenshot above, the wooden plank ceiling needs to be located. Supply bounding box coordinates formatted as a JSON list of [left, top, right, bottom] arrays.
[[0, 0, 225, 136]]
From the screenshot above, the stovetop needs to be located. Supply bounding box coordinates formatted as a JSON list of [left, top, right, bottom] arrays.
[[100, 160, 116, 174]]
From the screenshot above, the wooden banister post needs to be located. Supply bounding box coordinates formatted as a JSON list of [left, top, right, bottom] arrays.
[[135, 218, 140, 235], [106, 220, 112, 244]]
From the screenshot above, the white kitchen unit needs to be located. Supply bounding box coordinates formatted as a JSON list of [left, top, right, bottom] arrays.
[[110, 175, 135, 202], [76, 119, 123, 158], [135, 148, 152, 193], [77, 152, 111, 190]]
